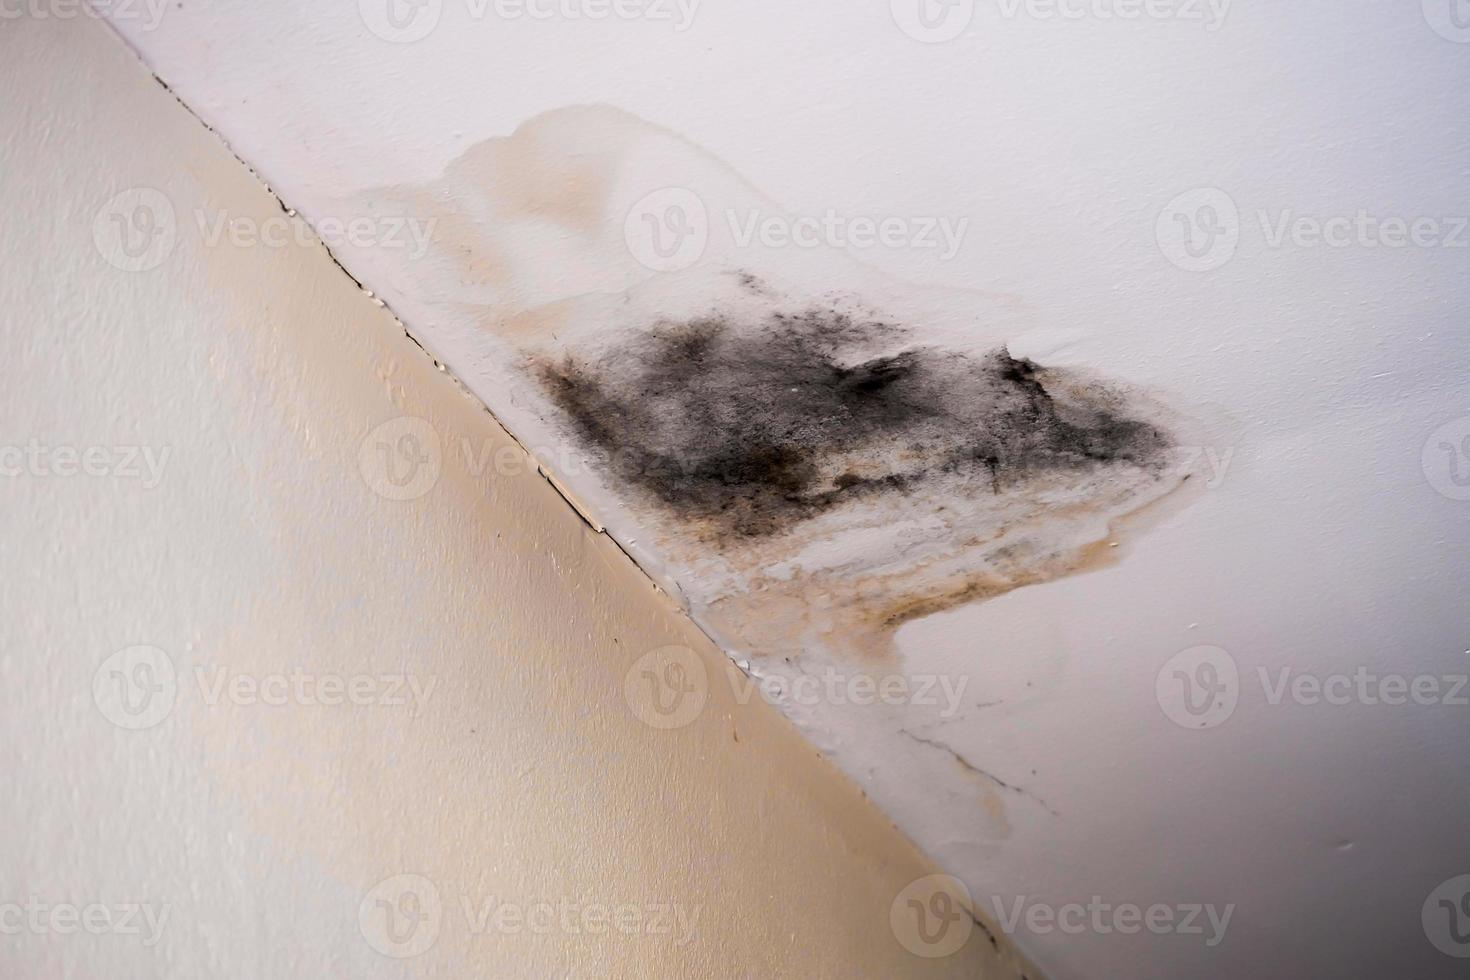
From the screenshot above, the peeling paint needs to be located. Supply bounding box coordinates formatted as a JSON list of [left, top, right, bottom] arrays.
[[354, 106, 1204, 675], [339, 106, 1213, 854]]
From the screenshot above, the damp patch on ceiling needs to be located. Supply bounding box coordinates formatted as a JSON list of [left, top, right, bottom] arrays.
[[345, 104, 1211, 832]]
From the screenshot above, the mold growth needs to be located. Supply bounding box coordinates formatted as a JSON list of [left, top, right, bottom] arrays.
[[344, 104, 1209, 869], [349, 102, 1201, 669], [536, 302, 1173, 542]]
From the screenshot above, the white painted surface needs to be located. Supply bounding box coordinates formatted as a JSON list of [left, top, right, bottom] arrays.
[[0, 14, 1033, 979], [98, 2, 1470, 977]]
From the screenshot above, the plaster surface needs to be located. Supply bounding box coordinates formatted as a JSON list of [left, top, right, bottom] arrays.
[[0, 13, 1034, 978], [91, 2, 1470, 976]]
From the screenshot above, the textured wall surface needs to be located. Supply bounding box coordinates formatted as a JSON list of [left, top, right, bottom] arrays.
[[90, 1, 1470, 977], [0, 15, 1034, 978]]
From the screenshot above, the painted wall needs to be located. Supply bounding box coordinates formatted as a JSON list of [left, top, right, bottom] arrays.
[[0, 15, 1034, 978]]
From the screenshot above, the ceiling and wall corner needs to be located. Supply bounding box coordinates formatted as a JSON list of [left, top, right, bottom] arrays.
[[0, 12, 1046, 978], [43, 1, 1470, 977]]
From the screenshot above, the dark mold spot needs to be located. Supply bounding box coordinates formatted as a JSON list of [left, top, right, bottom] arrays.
[[536, 303, 1171, 539], [735, 271, 772, 295]]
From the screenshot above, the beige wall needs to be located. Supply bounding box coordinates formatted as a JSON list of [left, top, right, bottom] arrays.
[[0, 14, 1031, 978]]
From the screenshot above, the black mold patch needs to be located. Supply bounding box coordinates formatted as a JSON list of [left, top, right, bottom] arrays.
[[536, 305, 1172, 538]]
